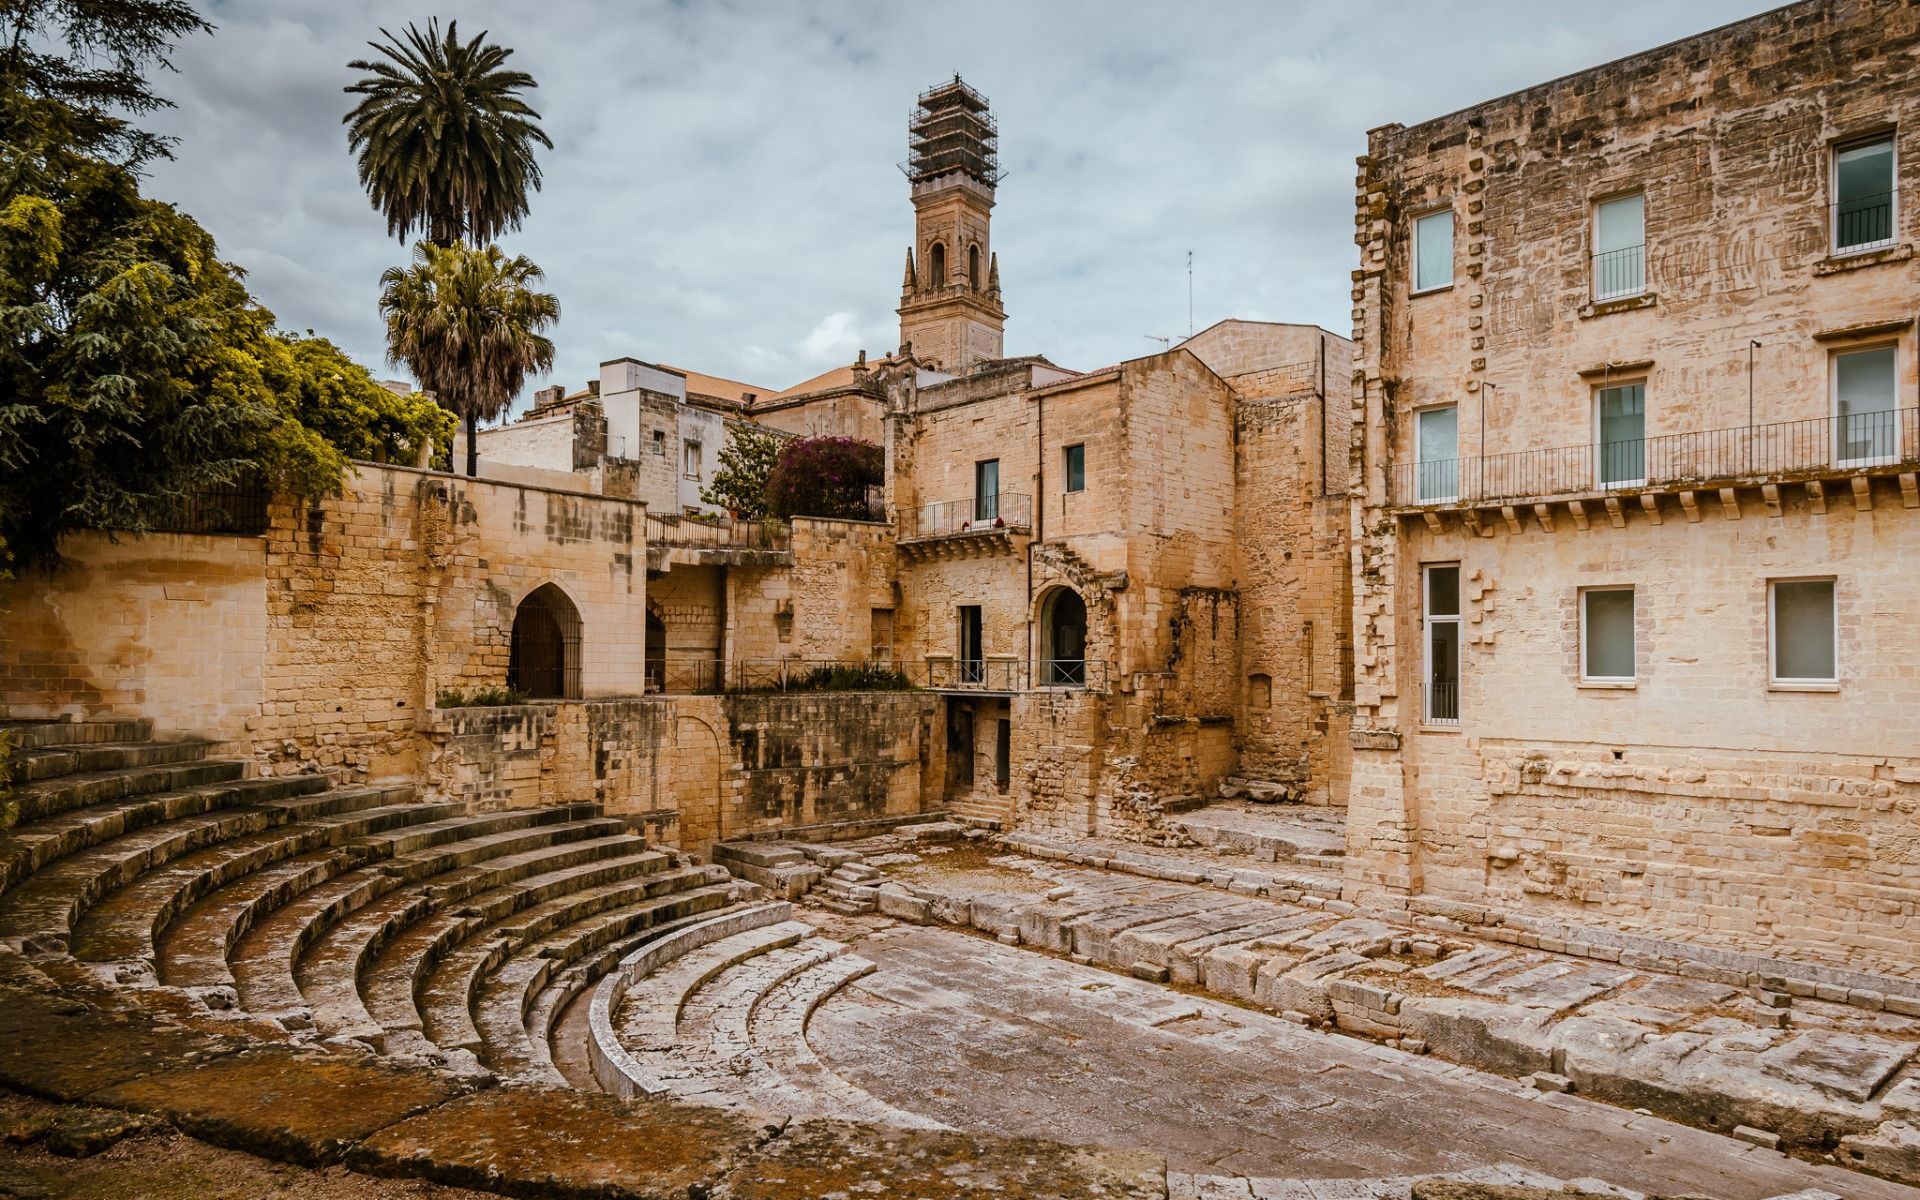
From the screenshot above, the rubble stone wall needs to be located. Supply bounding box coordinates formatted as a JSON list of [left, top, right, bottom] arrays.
[[422, 691, 940, 853]]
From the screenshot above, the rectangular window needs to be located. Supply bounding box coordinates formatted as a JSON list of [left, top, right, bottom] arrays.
[[1415, 406, 1459, 503], [1592, 193, 1645, 300], [1063, 444, 1086, 492], [1770, 579, 1837, 684], [974, 459, 1000, 520], [651, 430, 666, 456], [1834, 135, 1895, 254], [1423, 565, 1461, 724], [1833, 345, 1899, 466], [683, 440, 702, 479], [1413, 208, 1454, 293], [1596, 383, 1646, 487], [1581, 588, 1636, 682]]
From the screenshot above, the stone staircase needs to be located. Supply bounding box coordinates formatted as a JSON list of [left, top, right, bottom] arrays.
[[585, 904, 942, 1128], [0, 718, 764, 1085]]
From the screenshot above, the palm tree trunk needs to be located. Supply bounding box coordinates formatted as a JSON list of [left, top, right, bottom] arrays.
[[465, 412, 479, 477]]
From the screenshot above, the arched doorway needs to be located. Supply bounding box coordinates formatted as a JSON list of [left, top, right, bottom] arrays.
[[1038, 587, 1087, 686], [508, 583, 582, 699]]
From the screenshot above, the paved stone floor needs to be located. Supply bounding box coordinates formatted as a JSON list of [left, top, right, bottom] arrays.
[[808, 925, 1917, 1199]]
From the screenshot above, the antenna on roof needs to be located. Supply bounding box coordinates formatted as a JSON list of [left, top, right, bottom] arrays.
[[1187, 249, 1194, 339], [1144, 335, 1171, 349]]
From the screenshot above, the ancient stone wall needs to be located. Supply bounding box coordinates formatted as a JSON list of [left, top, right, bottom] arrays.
[[421, 691, 940, 854], [0, 532, 267, 746]]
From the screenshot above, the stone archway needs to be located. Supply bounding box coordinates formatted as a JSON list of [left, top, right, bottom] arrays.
[[509, 583, 582, 699], [1037, 586, 1087, 687]]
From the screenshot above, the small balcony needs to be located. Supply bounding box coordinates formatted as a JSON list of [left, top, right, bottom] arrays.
[[1389, 407, 1920, 519], [897, 492, 1032, 560], [645, 512, 792, 569]]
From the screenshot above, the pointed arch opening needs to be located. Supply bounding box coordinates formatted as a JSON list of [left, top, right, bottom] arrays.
[[929, 241, 947, 286], [968, 242, 981, 289], [1037, 586, 1088, 687], [509, 583, 582, 699]]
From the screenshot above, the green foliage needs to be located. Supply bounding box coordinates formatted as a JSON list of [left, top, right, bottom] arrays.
[[344, 19, 552, 247], [0, 3, 447, 571], [733, 664, 916, 694], [379, 241, 560, 477], [765, 436, 885, 521], [0, 0, 211, 168], [269, 335, 453, 468], [700, 421, 786, 521], [434, 685, 531, 708]]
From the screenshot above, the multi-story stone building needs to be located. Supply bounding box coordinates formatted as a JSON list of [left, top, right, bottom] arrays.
[[1347, 0, 1920, 971], [451, 76, 1355, 837]]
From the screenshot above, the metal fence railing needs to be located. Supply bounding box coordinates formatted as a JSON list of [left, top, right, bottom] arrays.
[[137, 483, 271, 536], [645, 513, 790, 552], [900, 492, 1033, 540], [1423, 682, 1461, 726], [645, 657, 1110, 696], [1390, 407, 1920, 509]]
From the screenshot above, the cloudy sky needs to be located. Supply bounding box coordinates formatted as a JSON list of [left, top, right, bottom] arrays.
[[146, 1, 1766, 409]]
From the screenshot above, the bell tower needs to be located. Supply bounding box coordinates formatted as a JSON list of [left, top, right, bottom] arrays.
[[898, 76, 1005, 371]]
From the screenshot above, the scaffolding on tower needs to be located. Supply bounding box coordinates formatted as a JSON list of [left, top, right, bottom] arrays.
[[904, 75, 1002, 186]]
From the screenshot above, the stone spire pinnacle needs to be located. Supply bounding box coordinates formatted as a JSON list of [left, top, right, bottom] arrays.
[[987, 251, 1001, 298], [903, 246, 918, 291]]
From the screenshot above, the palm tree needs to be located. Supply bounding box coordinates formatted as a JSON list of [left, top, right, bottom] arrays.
[[379, 243, 560, 477], [344, 20, 552, 246]]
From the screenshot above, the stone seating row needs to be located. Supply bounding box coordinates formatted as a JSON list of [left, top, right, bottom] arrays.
[[585, 904, 943, 1128], [0, 718, 764, 1089]]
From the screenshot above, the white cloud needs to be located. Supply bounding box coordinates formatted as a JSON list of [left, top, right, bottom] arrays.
[[798, 311, 869, 365], [145, 0, 1766, 411]]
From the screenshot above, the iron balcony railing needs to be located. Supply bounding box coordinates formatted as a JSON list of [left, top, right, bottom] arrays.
[[900, 492, 1033, 540], [1422, 682, 1461, 727], [1590, 243, 1645, 301], [646, 657, 1109, 695], [1390, 407, 1919, 509], [645, 512, 790, 552], [1835, 191, 1895, 255]]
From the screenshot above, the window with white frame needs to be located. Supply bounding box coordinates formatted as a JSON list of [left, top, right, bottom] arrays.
[[1413, 208, 1454, 293], [1770, 578, 1836, 685], [1423, 564, 1461, 724], [1833, 345, 1899, 466], [1581, 587, 1635, 682], [683, 440, 702, 479], [1833, 134, 1896, 254], [1595, 382, 1646, 487], [1592, 193, 1645, 300], [1415, 406, 1459, 503]]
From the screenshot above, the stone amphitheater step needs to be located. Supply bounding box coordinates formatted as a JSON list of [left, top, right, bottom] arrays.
[[14, 737, 215, 783], [0, 774, 336, 949], [217, 807, 619, 1020], [351, 856, 698, 1052], [585, 904, 801, 1096], [69, 785, 434, 967], [160, 809, 620, 996], [747, 954, 947, 1130], [468, 884, 753, 1082], [631, 936, 847, 1112], [520, 901, 777, 1088], [2, 719, 152, 750]]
